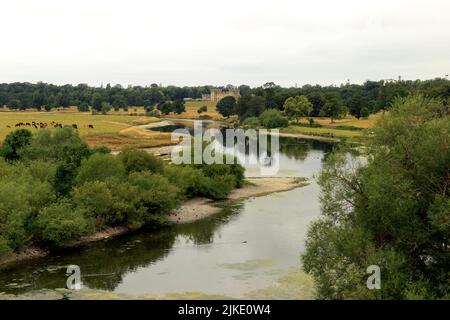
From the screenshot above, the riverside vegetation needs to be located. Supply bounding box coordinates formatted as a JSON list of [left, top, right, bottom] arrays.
[[0, 127, 244, 261], [302, 95, 450, 299]]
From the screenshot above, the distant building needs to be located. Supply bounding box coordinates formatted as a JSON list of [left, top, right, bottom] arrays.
[[202, 88, 240, 102]]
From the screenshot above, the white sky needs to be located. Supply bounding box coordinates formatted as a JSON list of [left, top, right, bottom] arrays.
[[1, 0, 449, 87]]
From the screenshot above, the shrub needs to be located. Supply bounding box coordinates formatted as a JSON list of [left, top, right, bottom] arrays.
[[197, 105, 207, 113], [0, 237, 13, 259], [258, 109, 288, 128], [119, 148, 164, 174], [91, 146, 111, 154], [241, 117, 260, 129], [76, 153, 126, 185], [198, 114, 212, 120], [21, 127, 91, 167], [35, 200, 91, 246], [146, 109, 161, 118], [128, 172, 181, 218], [163, 165, 205, 198], [0, 129, 33, 161], [73, 179, 142, 228], [199, 174, 236, 200]]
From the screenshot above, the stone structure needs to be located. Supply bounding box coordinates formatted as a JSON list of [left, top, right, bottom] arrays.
[[202, 88, 240, 102]]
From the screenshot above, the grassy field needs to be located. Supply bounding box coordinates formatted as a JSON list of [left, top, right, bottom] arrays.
[[293, 113, 382, 128], [281, 125, 370, 140], [0, 109, 172, 150]]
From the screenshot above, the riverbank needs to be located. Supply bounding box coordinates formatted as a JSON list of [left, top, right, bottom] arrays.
[[168, 177, 308, 224], [0, 177, 308, 267]]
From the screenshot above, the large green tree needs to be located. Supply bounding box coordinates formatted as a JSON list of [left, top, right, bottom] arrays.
[[216, 96, 236, 118], [302, 94, 450, 299], [283, 95, 313, 122]]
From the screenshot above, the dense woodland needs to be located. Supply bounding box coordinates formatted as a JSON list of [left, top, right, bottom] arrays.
[[1, 78, 449, 118]]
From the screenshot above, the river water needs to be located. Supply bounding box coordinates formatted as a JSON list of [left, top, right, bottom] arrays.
[[0, 137, 333, 299]]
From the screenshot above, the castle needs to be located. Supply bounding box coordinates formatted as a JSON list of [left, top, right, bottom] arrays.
[[201, 88, 240, 102]]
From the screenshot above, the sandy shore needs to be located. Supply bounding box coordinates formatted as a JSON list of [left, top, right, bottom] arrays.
[[168, 177, 308, 224]]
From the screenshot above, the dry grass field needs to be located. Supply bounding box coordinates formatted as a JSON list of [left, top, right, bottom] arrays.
[[293, 112, 382, 128], [0, 108, 171, 150]]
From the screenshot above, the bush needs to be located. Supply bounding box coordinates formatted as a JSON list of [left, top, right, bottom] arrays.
[[241, 117, 260, 129], [35, 200, 91, 246], [197, 105, 207, 113], [0, 168, 55, 249], [258, 109, 288, 128], [76, 153, 126, 185], [73, 179, 142, 228], [21, 127, 91, 167], [128, 172, 181, 218], [198, 114, 212, 120], [0, 129, 33, 161], [0, 237, 13, 259], [163, 165, 205, 198], [91, 145, 111, 154], [199, 174, 236, 200], [146, 109, 161, 118], [119, 148, 164, 174]]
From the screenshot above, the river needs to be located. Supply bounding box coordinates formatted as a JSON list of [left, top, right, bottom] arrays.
[[0, 136, 333, 299]]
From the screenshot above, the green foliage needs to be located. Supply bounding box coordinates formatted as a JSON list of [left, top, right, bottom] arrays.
[[360, 107, 370, 119], [235, 95, 266, 119], [199, 174, 236, 200], [119, 148, 164, 174], [72, 179, 142, 228], [0, 129, 32, 161], [20, 127, 91, 166], [197, 105, 207, 114], [163, 165, 205, 198], [34, 200, 91, 246], [173, 99, 186, 114], [303, 94, 450, 299], [76, 153, 126, 185], [258, 109, 289, 128], [128, 172, 181, 219], [78, 102, 89, 112], [216, 96, 236, 117], [241, 117, 260, 129], [283, 95, 313, 122], [320, 93, 348, 122]]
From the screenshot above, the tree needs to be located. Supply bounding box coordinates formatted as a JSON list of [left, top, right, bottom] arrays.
[[91, 93, 103, 112], [173, 99, 186, 114], [119, 148, 164, 174], [258, 109, 289, 128], [158, 101, 173, 115], [76, 153, 126, 185], [7, 99, 21, 110], [283, 95, 313, 122], [235, 95, 266, 119], [360, 107, 370, 119], [216, 96, 236, 118], [0, 129, 33, 161], [302, 95, 450, 299], [78, 101, 89, 112], [320, 93, 347, 123]]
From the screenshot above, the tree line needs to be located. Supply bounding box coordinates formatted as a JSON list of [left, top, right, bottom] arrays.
[[1, 78, 449, 118]]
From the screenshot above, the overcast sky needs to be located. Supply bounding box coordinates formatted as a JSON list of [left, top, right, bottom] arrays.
[[1, 0, 449, 87]]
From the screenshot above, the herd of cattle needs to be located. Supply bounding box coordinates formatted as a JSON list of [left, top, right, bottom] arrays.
[[7, 121, 94, 129]]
